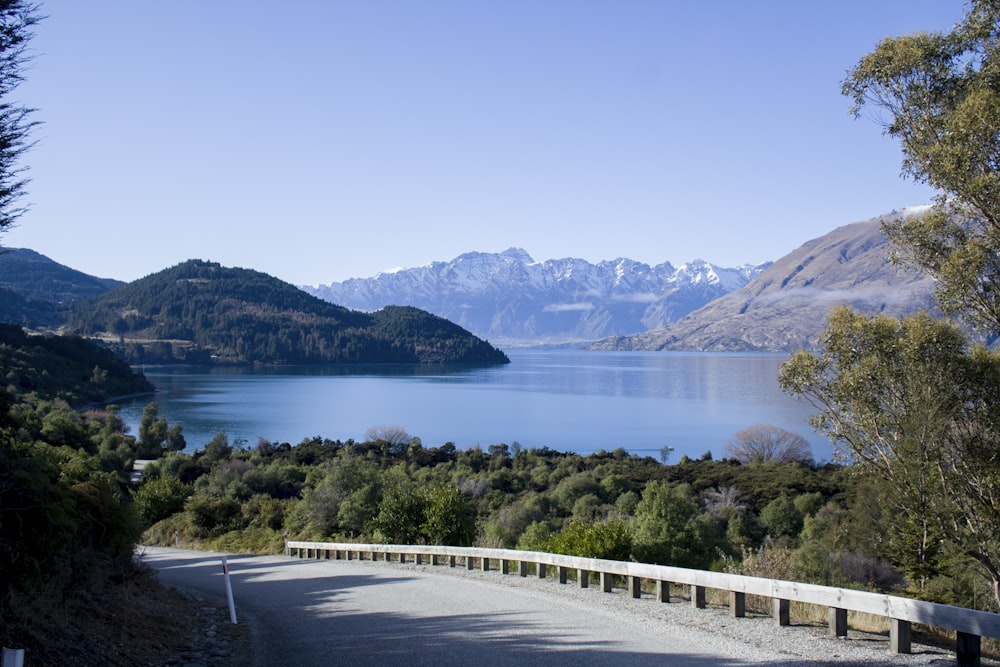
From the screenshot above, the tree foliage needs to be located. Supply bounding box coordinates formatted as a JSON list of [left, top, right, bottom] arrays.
[[843, 0, 1000, 334], [546, 519, 632, 561], [129, 422, 1000, 605], [0, 323, 152, 405], [631, 481, 715, 569], [779, 0, 1000, 607], [781, 307, 1000, 600], [421, 486, 475, 547], [137, 402, 185, 459], [758, 495, 803, 540], [0, 1, 39, 231]]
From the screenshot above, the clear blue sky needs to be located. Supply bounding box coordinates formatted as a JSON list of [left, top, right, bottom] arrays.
[[4, 1, 962, 286]]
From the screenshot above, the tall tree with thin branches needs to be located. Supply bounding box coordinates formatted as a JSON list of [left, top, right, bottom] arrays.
[[784, 1, 1000, 607], [0, 1, 38, 233]]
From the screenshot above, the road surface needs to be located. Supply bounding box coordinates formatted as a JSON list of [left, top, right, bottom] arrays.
[[140, 547, 920, 667]]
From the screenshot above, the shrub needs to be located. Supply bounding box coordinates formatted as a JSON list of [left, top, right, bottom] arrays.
[[133, 475, 189, 527], [547, 519, 632, 561]]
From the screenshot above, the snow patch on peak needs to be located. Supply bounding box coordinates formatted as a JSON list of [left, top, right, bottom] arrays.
[[303, 248, 769, 344]]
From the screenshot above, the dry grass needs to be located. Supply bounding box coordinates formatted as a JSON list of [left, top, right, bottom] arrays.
[[0, 555, 249, 666]]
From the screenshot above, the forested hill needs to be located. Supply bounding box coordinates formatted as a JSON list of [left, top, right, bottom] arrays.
[[0, 323, 153, 405], [0, 248, 124, 327], [0, 248, 123, 305], [64, 260, 510, 366]]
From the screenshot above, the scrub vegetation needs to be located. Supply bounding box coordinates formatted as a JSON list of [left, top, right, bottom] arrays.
[[128, 418, 983, 610], [8, 1, 1000, 664]]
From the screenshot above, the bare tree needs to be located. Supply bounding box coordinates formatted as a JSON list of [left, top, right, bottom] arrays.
[[702, 485, 746, 519], [365, 424, 411, 447], [725, 424, 812, 464]]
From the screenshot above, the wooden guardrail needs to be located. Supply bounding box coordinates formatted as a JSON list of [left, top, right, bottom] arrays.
[[286, 540, 999, 666]]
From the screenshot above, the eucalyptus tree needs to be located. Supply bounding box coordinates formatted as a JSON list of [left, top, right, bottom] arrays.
[[781, 308, 1000, 601], [779, 0, 1000, 606], [843, 0, 1000, 335]]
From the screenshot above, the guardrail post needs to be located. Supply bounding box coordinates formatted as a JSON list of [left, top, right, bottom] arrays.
[[657, 580, 670, 603], [384, 551, 392, 562], [601, 572, 613, 593], [519, 561, 528, 577], [629, 576, 641, 599], [346, 550, 354, 561], [2, 647, 25, 667], [558, 566, 568, 584], [465, 556, 474, 570], [578, 569, 589, 588], [449, 555, 456, 567], [956, 631, 981, 666], [692, 585, 706, 609], [415, 553, 423, 565], [730, 591, 745, 618], [828, 608, 847, 638], [538, 563, 547, 579], [501, 559, 510, 574], [773, 599, 790, 626], [890, 619, 912, 654], [482, 557, 490, 572]]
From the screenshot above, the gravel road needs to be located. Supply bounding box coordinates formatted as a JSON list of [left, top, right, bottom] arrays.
[[142, 547, 981, 666]]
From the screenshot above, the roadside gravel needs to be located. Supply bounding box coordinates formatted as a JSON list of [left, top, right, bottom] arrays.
[[335, 555, 995, 666]]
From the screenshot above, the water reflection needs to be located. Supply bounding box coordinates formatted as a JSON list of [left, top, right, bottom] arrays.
[[119, 350, 825, 461]]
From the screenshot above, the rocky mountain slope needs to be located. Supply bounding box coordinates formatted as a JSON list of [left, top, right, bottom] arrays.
[[590, 209, 938, 352], [304, 248, 769, 345]]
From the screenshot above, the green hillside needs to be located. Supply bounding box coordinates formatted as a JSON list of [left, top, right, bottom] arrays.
[[0, 323, 153, 405], [0, 248, 123, 305], [0, 285, 62, 327], [65, 260, 509, 366]]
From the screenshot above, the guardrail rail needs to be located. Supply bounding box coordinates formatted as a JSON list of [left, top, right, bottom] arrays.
[[286, 540, 999, 666]]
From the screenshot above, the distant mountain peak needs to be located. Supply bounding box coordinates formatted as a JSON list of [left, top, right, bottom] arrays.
[[589, 211, 937, 353], [304, 249, 768, 346], [499, 247, 535, 263]]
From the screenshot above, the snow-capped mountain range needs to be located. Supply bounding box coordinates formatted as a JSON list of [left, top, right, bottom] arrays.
[[302, 248, 769, 346]]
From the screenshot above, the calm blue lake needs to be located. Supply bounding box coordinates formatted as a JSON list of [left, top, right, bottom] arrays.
[[117, 350, 831, 462]]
